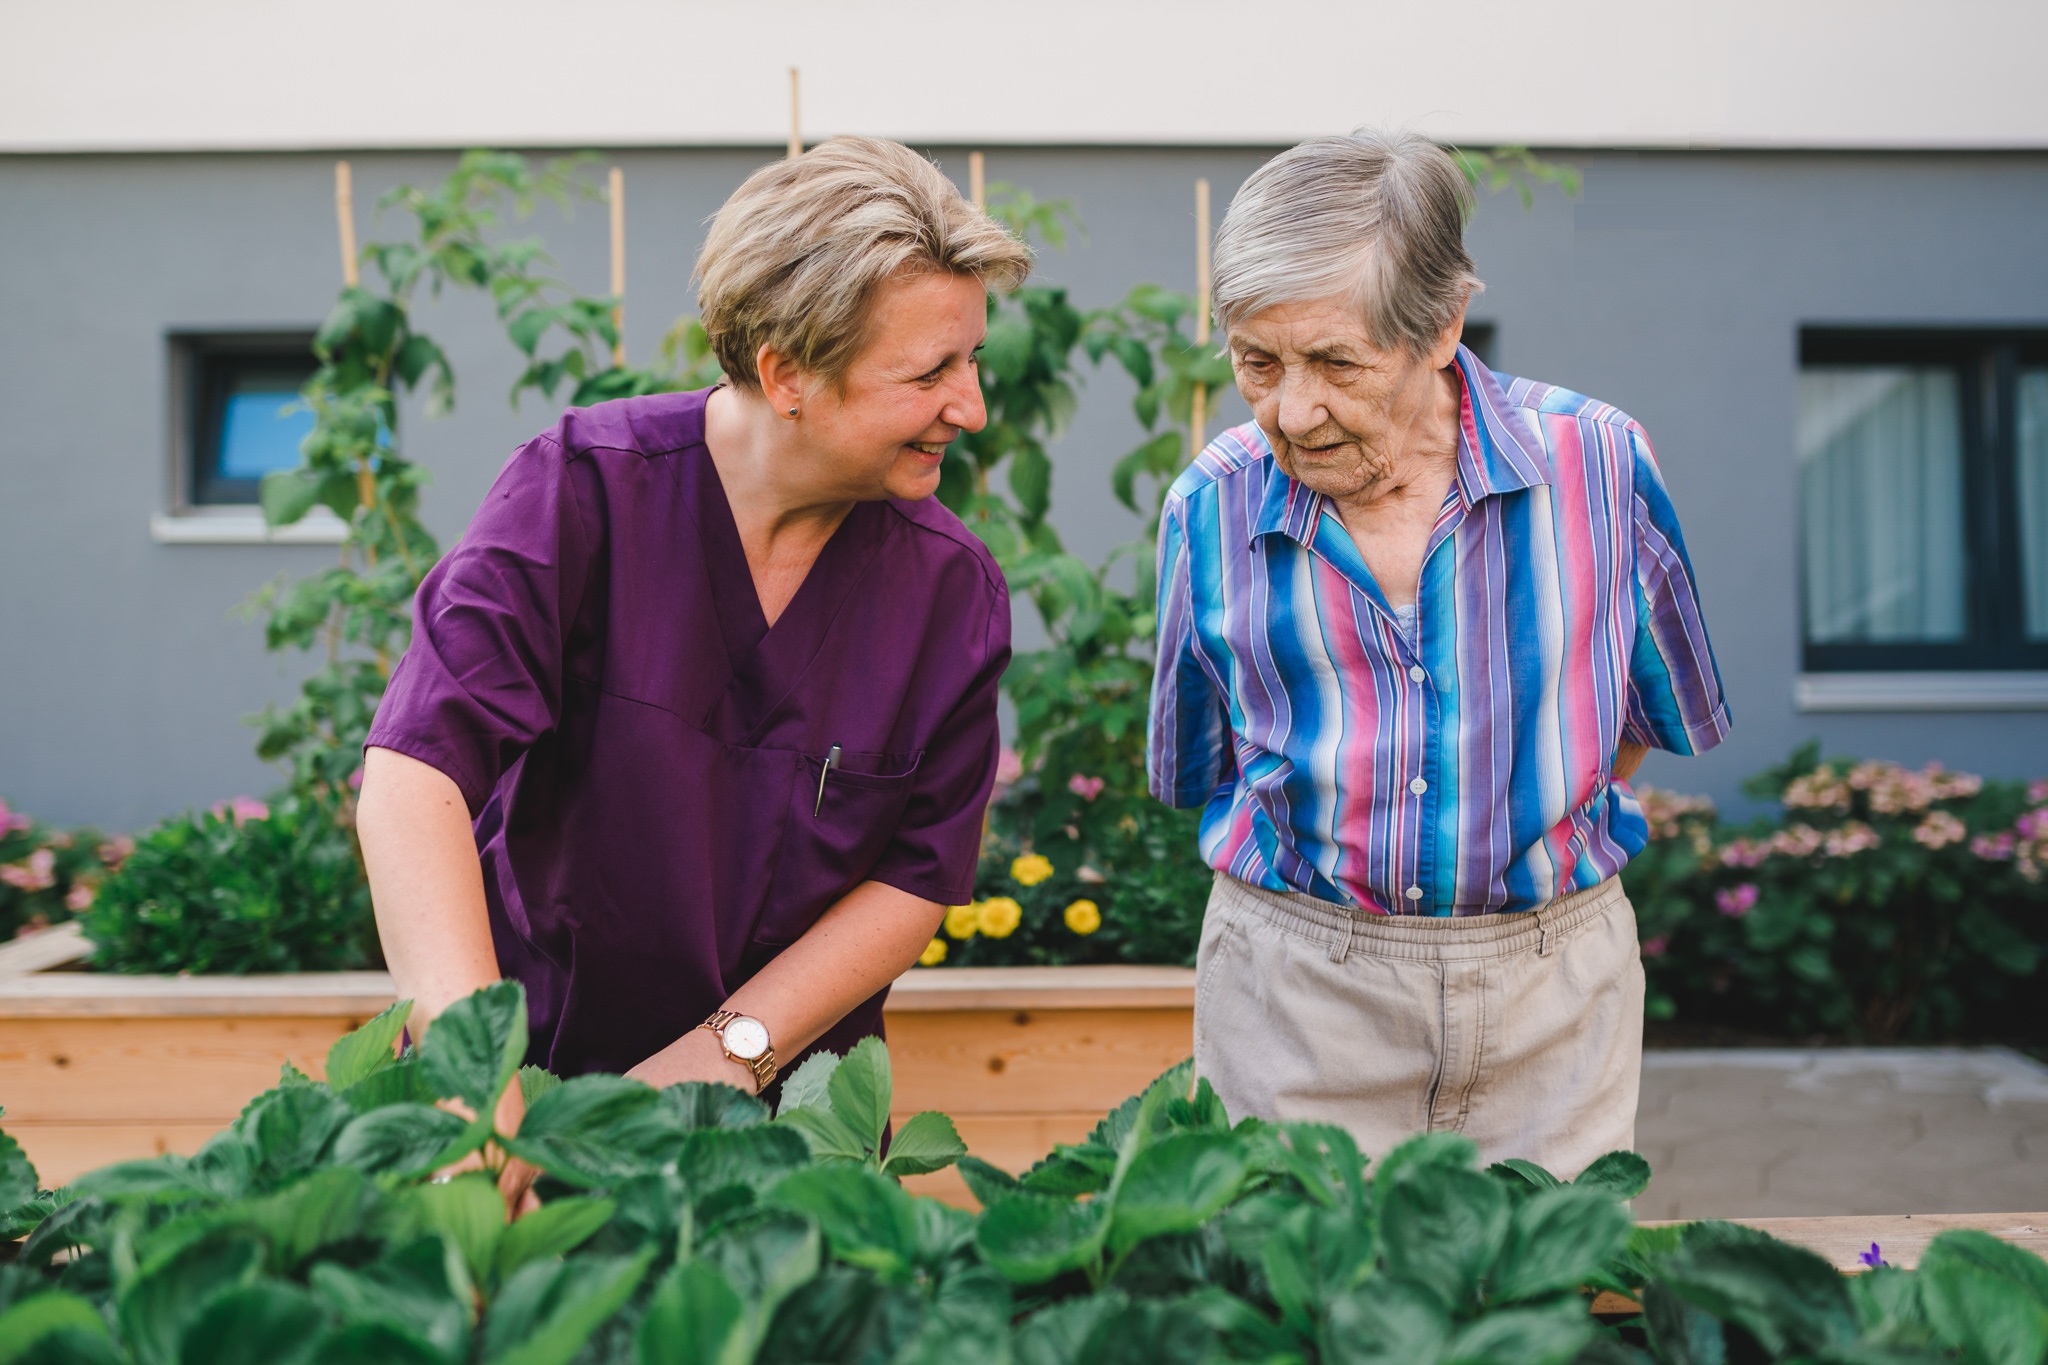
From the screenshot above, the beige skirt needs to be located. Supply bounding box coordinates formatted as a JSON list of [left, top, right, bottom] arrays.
[[1194, 871, 1644, 1179]]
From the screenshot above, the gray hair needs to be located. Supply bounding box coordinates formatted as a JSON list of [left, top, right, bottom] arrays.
[[1212, 129, 1483, 357], [696, 136, 1032, 389]]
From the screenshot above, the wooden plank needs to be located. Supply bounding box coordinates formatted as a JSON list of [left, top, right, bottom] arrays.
[[888, 965, 1195, 1012], [7, 1121, 222, 1189], [886, 1008, 1192, 1116], [0, 1015, 361, 1120], [0, 964, 1194, 1018], [0, 924, 91, 981], [0, 972, 398, 1018]]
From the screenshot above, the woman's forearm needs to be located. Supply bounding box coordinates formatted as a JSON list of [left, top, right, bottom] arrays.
[[357, 745, 500, 1034], [626, 879, 944, 1091]]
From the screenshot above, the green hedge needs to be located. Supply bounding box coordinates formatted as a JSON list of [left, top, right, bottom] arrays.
[[4, 985, 2046, 1364]]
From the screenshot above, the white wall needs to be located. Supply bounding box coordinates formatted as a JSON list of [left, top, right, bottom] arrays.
[[6, 0, 2044, 153]]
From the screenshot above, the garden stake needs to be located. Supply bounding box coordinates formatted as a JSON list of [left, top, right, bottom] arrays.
[[1189, 176, 1211, 463], [334, 161, 358, 289], [609, 166, 626, 366], [788, 67, 802, 158], [970, 151, 986, 211]]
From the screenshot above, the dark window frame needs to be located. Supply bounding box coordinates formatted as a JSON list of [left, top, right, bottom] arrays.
[[168, 331, 319, 510], [1799, 327, 2048, 674]]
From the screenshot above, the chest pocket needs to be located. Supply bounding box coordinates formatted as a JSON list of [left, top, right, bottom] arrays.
[[756, 748, 923, 947]]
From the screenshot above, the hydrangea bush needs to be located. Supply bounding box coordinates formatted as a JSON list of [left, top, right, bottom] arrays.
[[0, 797, 126, 942]]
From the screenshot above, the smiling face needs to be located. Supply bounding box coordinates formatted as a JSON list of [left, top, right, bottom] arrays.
[[1228, 296, 1464, 500], [790, 270, 989, 503]]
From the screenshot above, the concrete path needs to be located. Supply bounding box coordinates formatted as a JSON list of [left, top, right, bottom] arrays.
[[1636, 1049, 2048, 1220]]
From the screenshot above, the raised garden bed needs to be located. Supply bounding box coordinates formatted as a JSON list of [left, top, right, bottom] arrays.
[[0, 948, 1195, 1203]]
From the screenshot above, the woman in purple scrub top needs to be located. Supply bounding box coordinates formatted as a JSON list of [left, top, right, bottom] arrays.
[[356, 138, 1030, 1194]]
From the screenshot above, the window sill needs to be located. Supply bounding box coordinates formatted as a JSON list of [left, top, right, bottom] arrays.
[[150, 509, 346, 545], [1796, 672, 2048, 712]]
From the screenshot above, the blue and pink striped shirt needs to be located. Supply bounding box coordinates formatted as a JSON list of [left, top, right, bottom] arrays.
[[1149, 346, 1731, 915]]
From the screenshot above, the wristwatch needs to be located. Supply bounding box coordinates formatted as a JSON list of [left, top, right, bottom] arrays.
[[698, 1010, 777, 1092]]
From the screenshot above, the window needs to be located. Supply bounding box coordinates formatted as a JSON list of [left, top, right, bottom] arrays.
[[170, 332, 318, 508], [1798, 330, 2048, 674]]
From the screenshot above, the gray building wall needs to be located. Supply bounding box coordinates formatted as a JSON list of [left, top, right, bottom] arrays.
[[3, 147, 2047, 831]]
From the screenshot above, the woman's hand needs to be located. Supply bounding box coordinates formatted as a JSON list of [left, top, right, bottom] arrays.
[[625, 1025, 761, 1094], [432, 1078, 541, 1219]]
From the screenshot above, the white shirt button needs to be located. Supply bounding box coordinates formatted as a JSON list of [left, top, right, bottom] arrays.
[[1405, 886, 1424, 901], [1409, 777, 1428, 795], [1409, 665, 1427, 682]]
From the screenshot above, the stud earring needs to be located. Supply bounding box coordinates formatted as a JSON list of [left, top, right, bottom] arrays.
[[787, 406, 799, 418]]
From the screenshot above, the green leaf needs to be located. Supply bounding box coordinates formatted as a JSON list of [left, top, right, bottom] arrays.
[[1641, 1282, 1729, 1365], [1015, 1295, 1124, 1365], [175, 1281, 326, 1365], [408, 1172, 505, 1290], [339, 1057, 437, 1114], [1574, 1150, 1653, 1200], [954, 1156, 1022, 1208], [700, 1211, 820, 1323], [1443, 1301, 1595, 1365], [260, 468, 324, 529], [499, 1074, 667, 1186], [0, 1293, 112, 1365], [981, 314, 1035, 379], [773, 1104, 869, 1164], [331, 1103, 473, 1179], [658, 1082, 766, 1131], [308, 1237, 472, 1362], [326, 999, 413, 1092], [1488, 1186, 1632, 1301], [245, 1081, 354, 1187], [119, 1230, 267, 1365], [1487, 1157, 1564, 1195], [1107, 1132, 1249, 1256], [769, 1166, 919, 1281], [481, 1251, 655, 1365], [636, 1260, 747, 1365], [1918, 1229, 2048, 1308], [240, 1166, 386, 1272], [518, 1066, 561, 1107], [1920, 1263, 2048, 1365], [1374, 1131, 1480, 1197], [1320, 1278, 1454, 1365], [310, 1324, 448, 1365], [1262, 1201, 1380, 1336], [419, 981, 527, 1116], [975, 1191, 1109, 1283], [491, 1196, 615, 1287], [1657, 1235, 1857, 1355], [1008, 445, 1053, 523], [880, 1111, 966, 1178], [775, 1050, 838, 1114], [826, 1036, 893, 1153], [1378, 1165, 1511, 1314]]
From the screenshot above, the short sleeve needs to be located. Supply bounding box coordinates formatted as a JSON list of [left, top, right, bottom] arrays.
[[1622, 422, 1732, 755], [1148, 493, 1233, 807], [863, 573, 1011, 906], [365, 431, 596, 814]]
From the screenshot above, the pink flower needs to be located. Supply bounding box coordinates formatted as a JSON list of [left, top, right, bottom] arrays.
[[0, 848, 57, 893], [65, 880, 96, 912], [1715, 883, 1759, 917], [99, 835, 135, 867], [347, 766, 365, 791], [1719, 839, 1769, 868], [210, 797, 270, 826], [993, 747, 1023, 791], [1824, 822, 1881, 858], [0, 799, 28, 837], [1972, 832, 2015, 861], [1642, 935, 1669, 958], [2018, 810, 2048, 842], [2028, 780, 2048, 805], [1067, 774, 1105, 802], [1912, 811, 1967, 850]]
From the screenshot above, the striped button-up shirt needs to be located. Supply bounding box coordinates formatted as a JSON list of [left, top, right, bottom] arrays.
[[1149, 346, 1731, 915]]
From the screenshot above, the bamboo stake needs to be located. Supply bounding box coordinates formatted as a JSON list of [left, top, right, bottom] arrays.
[[788, 67, 802, 159], [1188, 176, 1212, 463], [608, 166, 626, 366], [335, 161, 359, 289], [970, 151, 986, 212]]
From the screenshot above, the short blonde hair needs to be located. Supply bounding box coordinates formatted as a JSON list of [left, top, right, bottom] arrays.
[[695, 136, 1032, 389], [1213, 129, 1482, 358]]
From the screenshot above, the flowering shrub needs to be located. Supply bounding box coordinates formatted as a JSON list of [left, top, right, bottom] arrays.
[[80, 793, 377, 974], [0, 796, 124, 941], [1627, 744, 2047, 1042]]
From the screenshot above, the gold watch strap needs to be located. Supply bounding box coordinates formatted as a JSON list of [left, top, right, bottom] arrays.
[[697, 1012, 778, 1092]]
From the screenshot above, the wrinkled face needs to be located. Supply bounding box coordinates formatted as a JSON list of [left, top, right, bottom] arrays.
[[1228, 297, 1460, 499], [797, 271, 988, 503]]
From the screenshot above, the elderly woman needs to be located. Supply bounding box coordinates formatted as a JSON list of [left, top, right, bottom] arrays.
[[1149, 130, 1730, 1175], [358, 138, 1026, 1127]]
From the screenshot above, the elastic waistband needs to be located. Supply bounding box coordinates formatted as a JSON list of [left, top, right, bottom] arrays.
[[1213, 872, 1628, 963]]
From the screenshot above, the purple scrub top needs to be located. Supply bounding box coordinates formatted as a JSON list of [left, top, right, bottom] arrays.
[[366, 388, 1009, 1084]]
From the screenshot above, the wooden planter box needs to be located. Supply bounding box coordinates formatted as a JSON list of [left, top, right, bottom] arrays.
[[0, 957, 1195, 1204]]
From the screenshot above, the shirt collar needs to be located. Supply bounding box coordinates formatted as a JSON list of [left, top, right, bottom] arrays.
[[1248, 343, 1549, 547]]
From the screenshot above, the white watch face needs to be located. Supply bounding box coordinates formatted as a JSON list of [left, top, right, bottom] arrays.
[[722, 1016, 770, 1060]]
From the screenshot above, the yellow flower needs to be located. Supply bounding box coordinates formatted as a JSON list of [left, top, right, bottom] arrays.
[[978, 896, 1023, 938], [944, 903, 980, 939], [1064, 899, 1101, 935], [1011, 853, 1055, 887], [918, 938, 947, 967]]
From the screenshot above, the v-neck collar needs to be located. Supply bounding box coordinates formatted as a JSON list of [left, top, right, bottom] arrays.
[[684, 443, 896, 744]]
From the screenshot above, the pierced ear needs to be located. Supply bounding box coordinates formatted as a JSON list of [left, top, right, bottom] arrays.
[[755, 344, 806, 415], [1434, 294, 1473, 369]]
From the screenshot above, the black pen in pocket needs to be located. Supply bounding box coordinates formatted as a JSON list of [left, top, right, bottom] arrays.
[[814, 744, 842, 816]]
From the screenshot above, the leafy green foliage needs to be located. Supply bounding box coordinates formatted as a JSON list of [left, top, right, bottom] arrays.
[[0, 797, 119, 940], [79, 795, 376, 974], [3, 983, 2046, 1362]]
